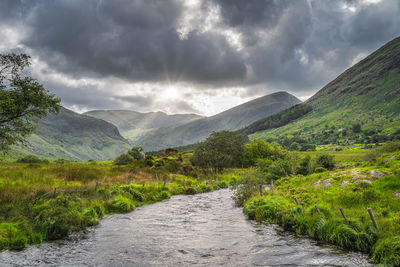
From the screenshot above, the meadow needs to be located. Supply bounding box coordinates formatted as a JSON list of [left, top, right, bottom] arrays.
[[0, 157, 242, 251]]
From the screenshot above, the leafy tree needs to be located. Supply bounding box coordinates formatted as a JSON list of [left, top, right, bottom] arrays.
[[289, 142, 300, 151], [352, 123, 362, 133], [295, 155, 312, 175], [114, 153, 134, 165], [191, 131, 245, 172], [127, 147, 144, 160], [315, 154, 335, 170], [0, 53, 60, 150], [243, 139, 286, 167]]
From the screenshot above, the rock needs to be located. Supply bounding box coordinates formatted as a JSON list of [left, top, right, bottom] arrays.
[[340, 181, 352, 187], [369, 170, 386, 180], [355, 180, 372, 184], [321, 179, 333, 188], [312, 179, 321, 186], [395, 192, 400, 200], [337, 165, 346, 169], [384, 156, 396, 163]]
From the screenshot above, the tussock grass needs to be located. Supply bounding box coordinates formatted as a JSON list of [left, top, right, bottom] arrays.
[[0, 161, 242, 251]]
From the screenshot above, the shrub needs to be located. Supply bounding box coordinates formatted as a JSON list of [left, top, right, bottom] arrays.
[[114, 153, 135, 165], [295, 155, 312, 175], [232, 171, 264, 206], [315, 154, 335, 170], [16, 155, 47, 163]]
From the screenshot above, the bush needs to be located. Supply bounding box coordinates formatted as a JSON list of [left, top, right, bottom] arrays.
[[16, 155, 48, 163], [114, 153, 134, 165], [295, 155, 312, 175], [315, 154, 335, 170], [232, 171, 264, 206]]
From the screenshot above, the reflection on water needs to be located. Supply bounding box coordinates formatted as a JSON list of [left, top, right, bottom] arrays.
[[0, 189, 373, 266]]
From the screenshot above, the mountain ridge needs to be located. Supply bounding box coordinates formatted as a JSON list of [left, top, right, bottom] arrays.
[[11, 107, 131, 161], [134, 91, 301, 151], [246, 36, 400, 145]]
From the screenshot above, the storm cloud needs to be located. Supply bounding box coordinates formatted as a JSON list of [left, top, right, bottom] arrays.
[[0, 0, 399, 115]]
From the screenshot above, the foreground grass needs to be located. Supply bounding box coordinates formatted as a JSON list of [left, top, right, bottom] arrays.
[[0, 161, 241, 251], [242, 151, 400, 266]]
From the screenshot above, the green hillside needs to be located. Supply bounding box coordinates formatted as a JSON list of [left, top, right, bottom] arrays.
[[247, 37, 400, 146], [7, 107, 131, 161], [135, 92, 301, 151]]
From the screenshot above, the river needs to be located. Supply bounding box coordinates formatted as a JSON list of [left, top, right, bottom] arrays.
[[0, 189, 373, 266]]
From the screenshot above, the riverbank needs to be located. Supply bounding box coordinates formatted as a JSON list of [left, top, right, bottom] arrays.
[[0, 161, 241, 251], [241, 150, 400, 266], [0, 189, 372, 266]]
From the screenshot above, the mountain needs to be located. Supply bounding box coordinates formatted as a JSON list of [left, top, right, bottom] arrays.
[[245, 36, 400, 145], [134, 92, 301, 151], [84, 110, 204, 144], [12, 107, 131, 161], [84, 110, 204, 131]]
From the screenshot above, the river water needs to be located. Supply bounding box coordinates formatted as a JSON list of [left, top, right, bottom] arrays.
[[0, 189, 373, 266]]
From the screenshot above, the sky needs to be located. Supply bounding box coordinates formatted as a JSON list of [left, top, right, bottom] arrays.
[[0, 0, 399, 116]]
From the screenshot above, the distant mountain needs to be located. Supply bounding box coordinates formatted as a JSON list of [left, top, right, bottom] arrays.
[[13, 107, 131, 161], [84, 110, 204, 131], [135, 92, 301, 151], [246, 36, 400, 144]]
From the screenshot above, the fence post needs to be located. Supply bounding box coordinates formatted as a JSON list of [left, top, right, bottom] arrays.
[[271, 180, 274, 195], [95, 181, 98, 191], [315, 205, 320, 213], [259, 184, 263, 196], [53, 188, 57, 197], [367, 208, 379, 229], [339, 208, 349, 224], [294, 197, 300, 205]]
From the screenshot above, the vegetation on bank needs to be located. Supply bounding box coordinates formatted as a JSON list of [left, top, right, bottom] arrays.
[[0, 153, 242, 251], [235, 142, 400, 266]]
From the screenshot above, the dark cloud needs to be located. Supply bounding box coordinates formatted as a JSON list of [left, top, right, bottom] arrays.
[[20, 0, 245, 85], [0, 0, 399, 113]]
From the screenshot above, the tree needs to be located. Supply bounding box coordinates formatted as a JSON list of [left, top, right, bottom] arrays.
[[0, 53, 60, 150], [352, 123, 362, 133], [114, 153, 134, 165], [315, 153, 335, 170], [191, 131, 245, 172], [127, 147, 144, 160], [242, 139, 286, 167]]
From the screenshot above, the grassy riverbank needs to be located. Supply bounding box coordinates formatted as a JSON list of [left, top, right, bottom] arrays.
[[0, 160, 242, 251], [241, 147, 400, 266]]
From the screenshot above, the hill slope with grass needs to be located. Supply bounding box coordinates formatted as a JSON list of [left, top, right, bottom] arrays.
[[135, 92, 301, 151], [246, 37, 400, 146], [8, 107, 131, 161]]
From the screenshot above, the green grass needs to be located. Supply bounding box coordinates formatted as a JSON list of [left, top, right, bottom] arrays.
[[0, 160, 242, 251], [240, 149, 400, 266]]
